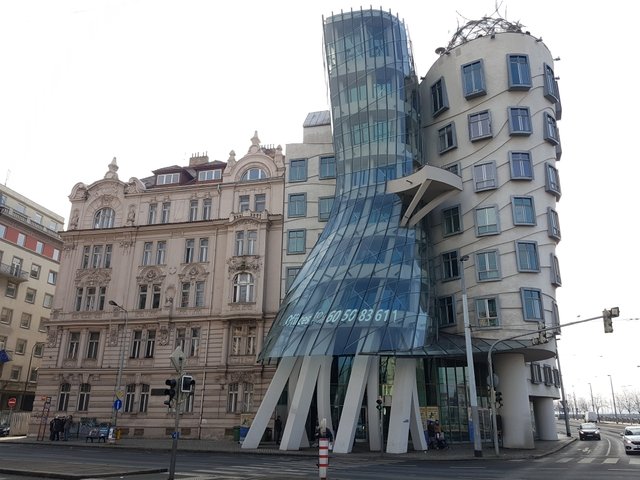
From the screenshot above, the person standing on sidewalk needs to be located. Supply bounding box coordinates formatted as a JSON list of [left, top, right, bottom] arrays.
[[274, 416, 283, 444], [63, 415, 73, 441]]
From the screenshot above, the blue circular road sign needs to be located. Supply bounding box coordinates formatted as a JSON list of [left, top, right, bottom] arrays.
[[114, 399, 122, 410]]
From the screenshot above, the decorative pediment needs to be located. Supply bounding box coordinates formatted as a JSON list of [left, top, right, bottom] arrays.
[[137, 266, 166, 283], [75, 269, 111, 286], [178, 264, 209, 282], [227, 256, 261, 274]]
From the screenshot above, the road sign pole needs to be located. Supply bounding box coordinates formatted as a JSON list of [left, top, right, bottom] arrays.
[[168, 353, 184, 480]]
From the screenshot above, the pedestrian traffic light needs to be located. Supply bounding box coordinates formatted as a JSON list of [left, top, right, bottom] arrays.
[[181, 374, 195, 394], [602, 307, 619, 333], [376, 397, 383, 411], [495, 391, 503, 408], [164, 378, 177, 406]]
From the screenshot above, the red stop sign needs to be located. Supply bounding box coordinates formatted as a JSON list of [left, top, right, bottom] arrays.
[[7, 397, 16, 408]]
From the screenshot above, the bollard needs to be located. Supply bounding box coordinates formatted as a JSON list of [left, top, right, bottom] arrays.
[[318, 437, 329, 480]]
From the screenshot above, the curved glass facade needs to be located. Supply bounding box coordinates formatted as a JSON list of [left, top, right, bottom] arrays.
[[260, 9, 433, 359]]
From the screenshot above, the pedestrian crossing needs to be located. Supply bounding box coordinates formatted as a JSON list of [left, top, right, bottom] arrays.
[[527, 456, 640, 466]]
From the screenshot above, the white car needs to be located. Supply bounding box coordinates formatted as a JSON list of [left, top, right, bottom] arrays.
[[622, 426, 640, 455]]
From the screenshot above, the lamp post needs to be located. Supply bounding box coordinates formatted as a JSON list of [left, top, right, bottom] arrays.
[[459, 254, 482, 457], [608, 375, 619, 423], [588, 382, 596, 416], [108, 300, 128, 437], [20, 342, 44, 410]]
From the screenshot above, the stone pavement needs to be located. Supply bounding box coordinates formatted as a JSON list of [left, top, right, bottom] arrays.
[[0, 428, 576, 479]]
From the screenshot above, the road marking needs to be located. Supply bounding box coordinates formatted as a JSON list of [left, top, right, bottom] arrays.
[[555, 457, 572, 463], [577, 458, 595, 463], [629, 458, 640, 465], [602, 458, 619, 464]]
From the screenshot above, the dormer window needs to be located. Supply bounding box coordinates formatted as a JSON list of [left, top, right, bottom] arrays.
[[241, 168, 268, 181], [94, 208, 115, 229], [198, 170, 222, 181], [157, 173, 180, 185]]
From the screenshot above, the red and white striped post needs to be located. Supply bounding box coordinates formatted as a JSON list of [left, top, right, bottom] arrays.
[[318, 437, 329, 479]]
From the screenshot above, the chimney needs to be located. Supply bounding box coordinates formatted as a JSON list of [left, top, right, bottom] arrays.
[[189, 151, 209, 166]]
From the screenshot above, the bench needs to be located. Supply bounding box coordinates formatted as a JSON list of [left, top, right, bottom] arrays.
[[85, 427, 108, 443]]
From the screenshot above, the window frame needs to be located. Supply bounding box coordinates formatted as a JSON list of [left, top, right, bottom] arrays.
[[473, 162, 497, 191], [521, 288, 544, 322], [468, 110, 492, 141], [438, 123, 457, 154], [94, 208, 115, 229], [442, 205, 462, 236], [289, 159, 308, 182], [516, 241, 540, 272], [232, 273, 255, 303], [543, 112, 560, 145], [547, 208, 561, 240], [287, 229, 306, 254], [441, 250, 460, 281], [475, 205, 500, 236], [431, 77, 449, 117], [543, 63, 560, 103], [508, 107, 532, 136], [319, 156, 336, 179], [509, 151, 534, 180], [545, 163, 562, 198], [437, 295, 456, 327], [288, 193, 307, 218], [512, 196, 536, 226], [475, 250, 501, 281], [507, 54, 532, 90], [551, 253, 562, 286], [461, 59, 487, 99], [475, 296, 499, 327], [318, 197, 334, 222]]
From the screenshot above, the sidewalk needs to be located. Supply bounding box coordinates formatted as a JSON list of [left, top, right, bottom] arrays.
[[0, 428, 576, 479]]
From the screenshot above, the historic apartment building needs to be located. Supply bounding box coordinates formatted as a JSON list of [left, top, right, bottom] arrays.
[[31, 137, 287, 439], [0, 184, 64, 413]]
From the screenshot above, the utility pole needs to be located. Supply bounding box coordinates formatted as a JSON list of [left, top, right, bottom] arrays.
[[168, 347, 185, 480]]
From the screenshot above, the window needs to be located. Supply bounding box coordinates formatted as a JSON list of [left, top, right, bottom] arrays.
[[148, 203, 157, 224], [239, 195, 250, 212], [532, 364, 542, 383], [58, 383, 70, 411], [551, 253, 562, 286], [438, 123, 457, 153], [151, 284, 161, 309], [235, 231, 245, 256], [10, 366, 21, 381], [247, 231, 257, 255], [75, 288, 84, 311], [180, 283, 190, 308], [5, 281, 17, 298], [39, 317, 48, 332], [431, 77, 449, 117], [36, 241, 44, 254], [195, 281, 205, 307], [521, 288, 544, 321], [444, 163, 460, 176], [175, 328, 186, 351], [476, 297, 499, 327], [138, 285, 148, 309], [516, 241, 540, 272], [442, 205, 462, 236], [228, 383, 239, 413], [34, 342, 44, 357], [20, 312, 31, 329], [318, 197, 334, 221], [476, 250, 500, 281], [437, 296, 456, 327], [543, 113, 560, 145], [86, 332, 99, 359], [1, 307, 12, 324], [543, 63, 560, 103], [254, 194, 266, 212], [289, 159, 307, 182], [442, 251, 459, 280], [231, 325, 256, 356], [161, 202, 171, 223], [145, 330, 156, 358], [189, 327, 200, 357], [15, 338, 27, 354], [189, 200, 198, 221], [468, 110, 492, 141], [319, 156, 336, 179], [17, 233, 25, 246], [461, 60, 486, 98], [30, 264, 41, 279], [473, 162, 497, 191], [124, 384, 136, 413], [240, 168, 268, 181], [508, 107, 532, 135], [184, 239, 195, 263], [202, 198, 212, 219], [43, 293, 54, 308], [77, 383, 91, 411], [156, 241, 166, 265], [198, 238, 208, 262], [233, 273, 254, 303], [198, 169, 222, 181], [547, 208, 561, 240], [545, 163, 561, 198], [242, 382, 253, 412], [139, 384, 150, 413], [285, 267, 301, 292], [288, 193, 307, 217], [94, 208, 115, 229], [67, 332, 80, 360], [507, 54, 531, 90], [475, 205, 499, 236], [142, 242, 153, 265], [287, 230, 306, 254], [29, 366, 38, 383], [34, 212, 43, 224], [25, 288, 36, 304], [509, 151, 533, 180], [47, 270, 57, 285], [512, 197, 536, 225], [157, 173, 180, 185], [131, 330, 142, 358]]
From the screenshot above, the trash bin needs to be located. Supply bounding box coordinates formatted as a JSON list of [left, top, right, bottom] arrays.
[[232, 426, 240, 442], [239, 426, 249, 444]]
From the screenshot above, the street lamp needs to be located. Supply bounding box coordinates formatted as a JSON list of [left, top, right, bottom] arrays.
[[108, 300, 128, 437], [588, 382, 596, 416], [459, 254, 482, 457], [20, 342, 44, 410], [608, 375, 619, 423]]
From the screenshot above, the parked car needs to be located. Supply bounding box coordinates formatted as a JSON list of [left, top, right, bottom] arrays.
[[621, 426, 640, 455], [578, 422, 601, 440], [0, 423, 10, 437]]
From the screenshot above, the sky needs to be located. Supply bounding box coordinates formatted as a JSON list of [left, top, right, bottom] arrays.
[[1, 0, 638, 406]]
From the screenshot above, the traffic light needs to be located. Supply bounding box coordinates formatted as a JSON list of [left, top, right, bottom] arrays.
[[181, 375, 195, 394], [376, 397, 383, 411], [495, 391, 503, 408], [164, 378, 177, 406], [602, 307, 619, 333]]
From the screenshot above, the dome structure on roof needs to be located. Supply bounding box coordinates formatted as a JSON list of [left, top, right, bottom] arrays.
[[445, 16, 526, 51]]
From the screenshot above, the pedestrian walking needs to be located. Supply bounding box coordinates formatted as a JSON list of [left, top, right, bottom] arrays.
[[274, 416, 283, 444]]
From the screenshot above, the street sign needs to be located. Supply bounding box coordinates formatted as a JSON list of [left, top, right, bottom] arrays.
[[170, 347, 185, 373], [113, 399, 122, 411], [116, 389, 124, 400], [7, 397, 17, 408]]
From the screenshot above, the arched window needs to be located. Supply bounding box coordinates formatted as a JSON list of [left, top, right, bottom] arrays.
[[94, 208, 115, 229], [240, 168, 268, 182], [233, 272, 254, 303]]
